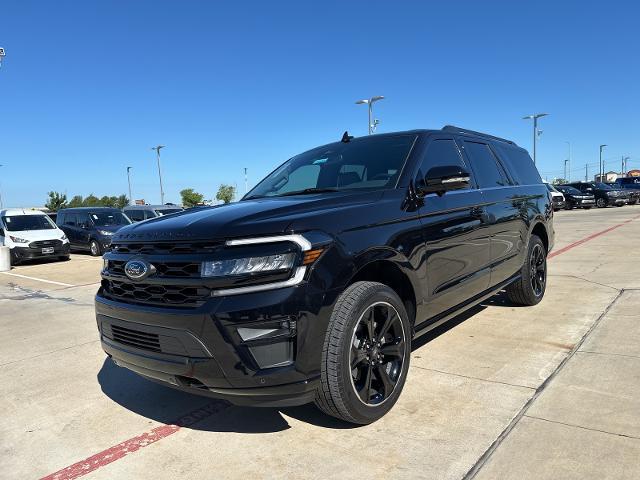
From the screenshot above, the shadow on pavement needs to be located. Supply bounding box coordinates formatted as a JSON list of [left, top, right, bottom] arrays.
[[97, 290, 519, 432]]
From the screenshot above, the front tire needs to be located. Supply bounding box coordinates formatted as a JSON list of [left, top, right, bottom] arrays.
[[596, 198, 607, 208], [506, 234, 547, 306], [315, 281, 411, 425], [89, 239, 102, 256]]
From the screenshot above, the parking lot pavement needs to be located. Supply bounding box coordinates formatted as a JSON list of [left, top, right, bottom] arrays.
[[1, 206, 639, 479]]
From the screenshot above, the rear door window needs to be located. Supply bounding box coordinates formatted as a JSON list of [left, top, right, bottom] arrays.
[[463, 141, 509, 189], [64, 214, 78, 227]]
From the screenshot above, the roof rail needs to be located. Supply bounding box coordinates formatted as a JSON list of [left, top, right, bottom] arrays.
[[441, 125, 515, 145]]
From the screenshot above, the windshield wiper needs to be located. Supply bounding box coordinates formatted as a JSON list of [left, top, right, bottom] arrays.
[[277, 187, 341, 197]]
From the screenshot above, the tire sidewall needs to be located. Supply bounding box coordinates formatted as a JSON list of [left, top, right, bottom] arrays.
[[522, 235, 547, 304], [332, 283, 411, 424], [89, 240, 101, 256]]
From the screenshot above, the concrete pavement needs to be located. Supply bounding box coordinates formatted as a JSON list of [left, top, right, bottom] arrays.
[[0, 207, 639, 479]]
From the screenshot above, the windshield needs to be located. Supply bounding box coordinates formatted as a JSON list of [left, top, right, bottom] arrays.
[[558, 186, 581, 195], [595, 182, 613, 190], [89, 211, 131, 227], [155, 209, 182, 216], [2, 215, 56, 232], [245, 135, 417, 199]]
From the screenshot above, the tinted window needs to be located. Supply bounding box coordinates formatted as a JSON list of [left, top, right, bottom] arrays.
[[463, 141, 508, 188], [246, 135, 416, 199], [2, 215, 56, 232], [89, 211, 131, 227], [492, 144, 541, 185], [77, 213, 91, 227], [417, 138, 468, 179], [56, 212, 65, 226], [127, 210, 145, 222], [558, 186, 581, 195], [64, 214, 78, 226]]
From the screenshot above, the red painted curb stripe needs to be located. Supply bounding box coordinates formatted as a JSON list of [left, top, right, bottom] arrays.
[[40, 211, 640, 480], [40, 402, 228, 480], [548, 213, 640, 259]]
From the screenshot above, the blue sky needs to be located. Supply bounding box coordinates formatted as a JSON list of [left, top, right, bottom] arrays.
[[1, 0, 639, 207]]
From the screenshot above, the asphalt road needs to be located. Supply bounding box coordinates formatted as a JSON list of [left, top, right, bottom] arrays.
[[1, 206, 639, 480]]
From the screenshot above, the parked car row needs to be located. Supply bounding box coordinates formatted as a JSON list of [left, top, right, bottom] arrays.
[[545, 180, 640, 211], [0, 204, 184, 265]]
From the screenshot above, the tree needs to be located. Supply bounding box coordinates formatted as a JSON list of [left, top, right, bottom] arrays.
[[45, 191, 68, 212], [180, 188, 205, 208], [83, 194, 101, 206], [68, 195, 84, 208], [216, 184, 236, 204], [552, 178, 568, 185], [114, 194, 129, 209]]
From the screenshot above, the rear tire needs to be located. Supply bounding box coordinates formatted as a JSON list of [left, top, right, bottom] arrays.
[[315, 281, 411, 425], [89, 240, 102, 257], [506, 235, 547, 306]]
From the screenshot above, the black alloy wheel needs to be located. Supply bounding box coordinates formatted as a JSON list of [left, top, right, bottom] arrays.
[[350, 302, 406, 406], [529, 243, 546, 298], [596, 197, 606, 208], [315, 281, 411, 424]]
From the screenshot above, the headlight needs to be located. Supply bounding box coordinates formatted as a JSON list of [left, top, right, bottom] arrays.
[[202, 253, 296, 277], [98, 230, 114, 236], [61, 234, 68, 241], [103, 259, 109, 270], [9, 235, 29, 244]]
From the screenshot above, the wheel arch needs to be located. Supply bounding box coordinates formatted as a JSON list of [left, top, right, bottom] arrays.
[[348, 256, 418, 327]]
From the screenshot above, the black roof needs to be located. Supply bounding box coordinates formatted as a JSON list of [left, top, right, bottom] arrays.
[[58, 207, 122, 212], [345, 126, 518, 147]]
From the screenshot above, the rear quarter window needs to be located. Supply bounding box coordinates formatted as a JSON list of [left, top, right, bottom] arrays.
[[492, 144, 541, 185]]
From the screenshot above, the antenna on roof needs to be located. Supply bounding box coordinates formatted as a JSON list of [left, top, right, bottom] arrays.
[[341, 131, 354, 143]]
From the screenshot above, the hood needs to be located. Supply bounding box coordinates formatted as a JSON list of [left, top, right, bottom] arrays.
[[4, 228, 65, 242], [113, 191, 385, 243], [96, 224, 127, 233]]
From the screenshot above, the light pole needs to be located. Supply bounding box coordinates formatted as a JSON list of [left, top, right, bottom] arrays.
[[151, 145, 165, 204], [126, 167, 133, 205], [622, 156, 630, 177], [564, 141, 571, 182], [599, 144, 607, 182], [522, 113, 548, 164], [356, 96, 385, 134], [0, 164, 4, 208], [244, 168, 248, 194]]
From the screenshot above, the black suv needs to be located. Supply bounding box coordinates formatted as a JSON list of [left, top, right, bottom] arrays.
[[555, 185, 595, 209], [96, 126, 553, 424], [57, 207, 132, 256], [563, 182, 625, 208]]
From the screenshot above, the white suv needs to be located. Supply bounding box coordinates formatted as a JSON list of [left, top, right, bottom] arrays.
[[0, 209, 70, 265]]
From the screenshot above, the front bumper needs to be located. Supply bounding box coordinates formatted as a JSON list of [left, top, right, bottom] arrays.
[[95, 283, 335, 407], [11, 242, 70, 262]]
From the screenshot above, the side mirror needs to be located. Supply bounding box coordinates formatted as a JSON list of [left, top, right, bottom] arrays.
[[418, 165, 471, 196]]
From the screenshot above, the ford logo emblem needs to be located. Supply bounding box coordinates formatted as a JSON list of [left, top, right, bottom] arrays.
[[124, 259, 155, 281]]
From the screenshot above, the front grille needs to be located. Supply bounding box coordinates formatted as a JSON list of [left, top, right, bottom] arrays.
[[100, 279, 210, 308], [109, 259, 200, 278], [30, 240, 62, 249], [110, 324, 161, 352], [111, 242, 221, 255]]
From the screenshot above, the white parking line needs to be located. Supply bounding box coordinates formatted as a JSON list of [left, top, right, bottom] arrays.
[[0, 271, 75, 287]]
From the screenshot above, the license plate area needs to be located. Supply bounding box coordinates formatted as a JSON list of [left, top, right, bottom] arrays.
[[42, 247, 55, 254]]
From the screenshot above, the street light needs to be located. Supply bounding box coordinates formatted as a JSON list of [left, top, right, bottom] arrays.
[[522, 113, 549, 164], [151, 145, 165, 204], [126, 167, 133, 206], [0, 164, 4, 208], [599, 144, 607, 182], [564, 141, 571, 182], [356, 96, 385, 134], [622, 156, 630, 177]]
